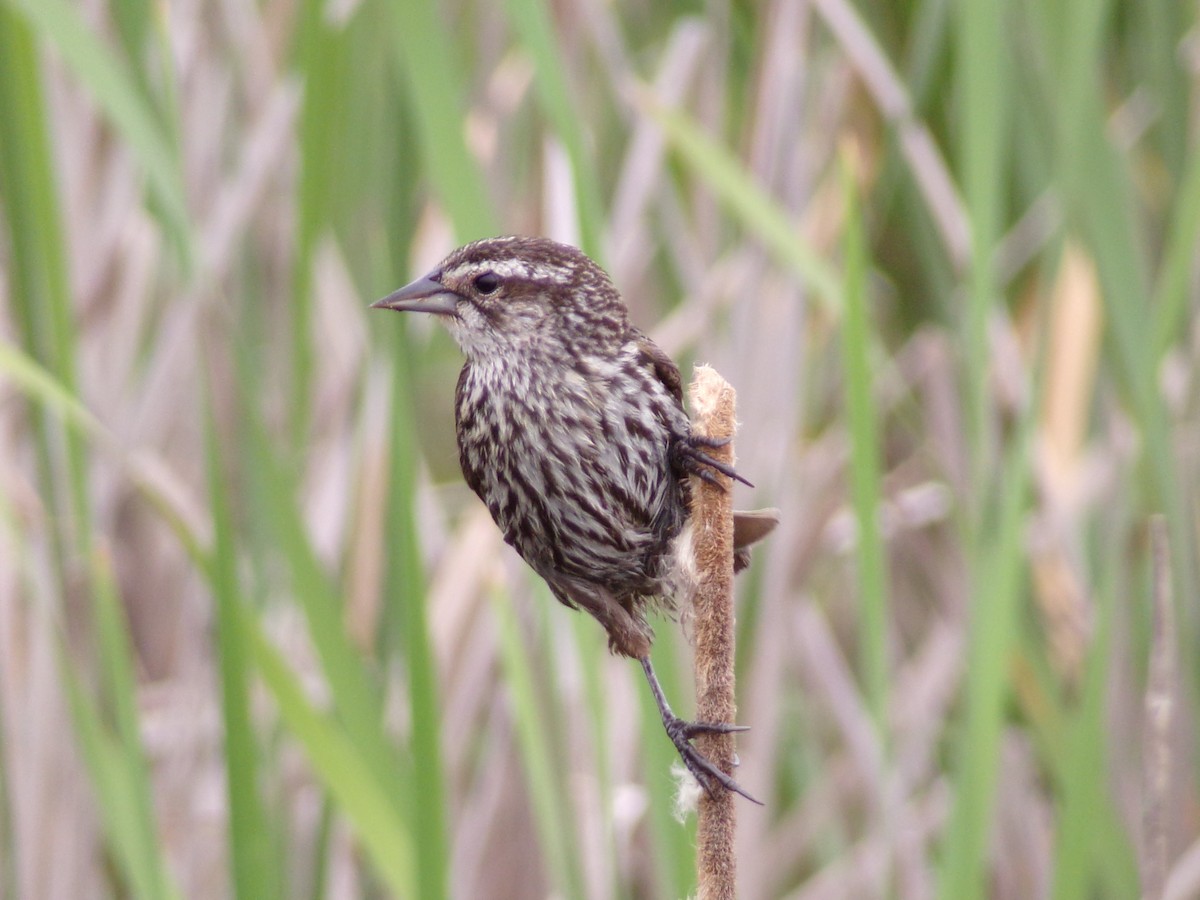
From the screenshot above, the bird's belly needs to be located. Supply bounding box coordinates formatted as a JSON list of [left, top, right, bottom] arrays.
[[456, 376, 680, 586]]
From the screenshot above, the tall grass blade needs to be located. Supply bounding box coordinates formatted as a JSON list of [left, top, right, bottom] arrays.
[[58, 558, 179, 900], [938, 431, 1033, 899], [641, 97, 843, 312], [0, 1, 83, 564], [243, 609, 418, 898], [502, 0, 604, 255], [955, 0, 1007, 489], [240, 393, 411, 812], [383, 355, 449, 900], [1049, 589, 1137, 899], [205, 404, 282, 900], [839, 161, 889, 731], [387, 0, 499, 241], [491, 586, 588, 899], [5, 0, 192, 267]]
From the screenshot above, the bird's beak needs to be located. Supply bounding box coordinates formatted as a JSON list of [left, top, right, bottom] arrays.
[[370, 274, 460, 316]]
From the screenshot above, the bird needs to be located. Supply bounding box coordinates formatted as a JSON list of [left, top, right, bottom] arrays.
[[372, 235, 777, 802]]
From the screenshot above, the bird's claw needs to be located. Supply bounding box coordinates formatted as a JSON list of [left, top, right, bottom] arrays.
[[674, 435, 754, 489], [664, 715, 762, 805]]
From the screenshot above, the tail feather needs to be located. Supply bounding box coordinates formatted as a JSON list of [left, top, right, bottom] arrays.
[[733, 507, 780, 573]]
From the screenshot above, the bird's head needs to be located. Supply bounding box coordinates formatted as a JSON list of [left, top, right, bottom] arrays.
[[372, 236, 628, 358]]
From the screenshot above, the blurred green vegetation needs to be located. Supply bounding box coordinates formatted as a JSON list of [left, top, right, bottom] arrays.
[[0, 0, 1196, 897]]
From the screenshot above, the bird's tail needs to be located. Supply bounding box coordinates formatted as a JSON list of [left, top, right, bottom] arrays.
[[733, 507, 781, 573]]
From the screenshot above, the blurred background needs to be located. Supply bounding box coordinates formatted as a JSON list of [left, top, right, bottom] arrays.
[[1, 0, 1198, 897]]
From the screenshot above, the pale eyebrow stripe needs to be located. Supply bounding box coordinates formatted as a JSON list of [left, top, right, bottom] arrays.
[[445, 259, 573, 283]]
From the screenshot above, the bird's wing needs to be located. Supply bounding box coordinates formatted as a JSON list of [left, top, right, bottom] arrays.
[[632, 329, 684, 406]]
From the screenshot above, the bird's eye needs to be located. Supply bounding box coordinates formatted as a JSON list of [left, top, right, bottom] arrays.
[[473, 272, 501, 295]]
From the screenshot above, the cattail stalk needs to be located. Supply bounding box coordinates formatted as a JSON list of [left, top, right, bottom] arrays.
[[689, 364, 740, 900]]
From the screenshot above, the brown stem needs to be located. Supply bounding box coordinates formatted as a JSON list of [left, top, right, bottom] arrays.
[[688, 365, 740, 900]]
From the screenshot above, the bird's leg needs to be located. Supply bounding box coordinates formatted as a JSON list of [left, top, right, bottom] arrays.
[[638, 656, 762, 805], [672, 434, 754, 488]]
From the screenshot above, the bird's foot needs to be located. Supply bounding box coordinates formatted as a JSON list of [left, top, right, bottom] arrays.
[[673, 434, 754, 489], [664, 714, 762, 805]]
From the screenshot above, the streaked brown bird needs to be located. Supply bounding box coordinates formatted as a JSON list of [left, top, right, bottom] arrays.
[[373, 236, 776, 801]]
